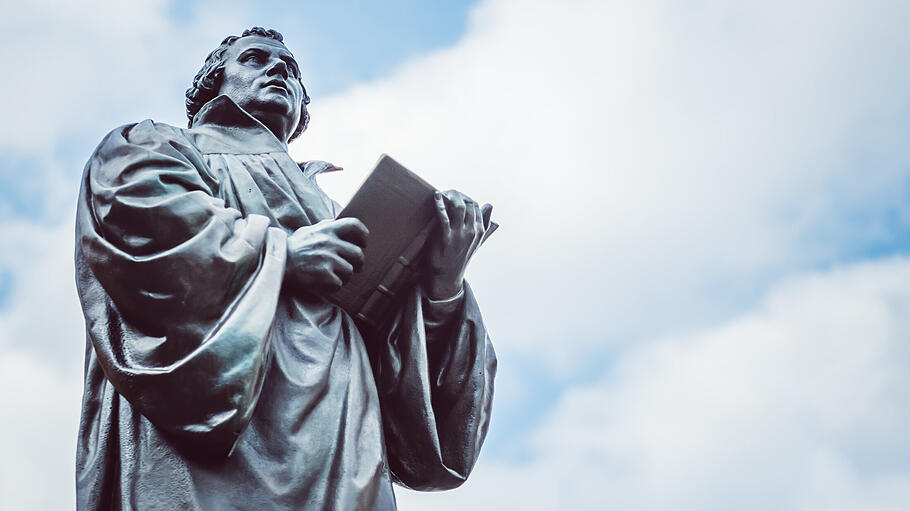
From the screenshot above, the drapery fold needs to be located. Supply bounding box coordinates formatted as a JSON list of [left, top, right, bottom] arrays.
[[78, 120, 287, 456], [370, 284, 497, 491]]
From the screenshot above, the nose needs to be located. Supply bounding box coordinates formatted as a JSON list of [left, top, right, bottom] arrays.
[[266, 58, 289, 79]]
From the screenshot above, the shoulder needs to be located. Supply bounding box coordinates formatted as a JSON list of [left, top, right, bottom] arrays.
[[95, 119, 192, 153], [87, 120, 202, 186]]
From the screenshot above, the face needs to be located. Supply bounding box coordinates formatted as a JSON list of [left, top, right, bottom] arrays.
[[217, 36, 304, 142]]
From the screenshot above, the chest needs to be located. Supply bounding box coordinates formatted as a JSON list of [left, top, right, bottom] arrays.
[[204, 152, 338, 232]]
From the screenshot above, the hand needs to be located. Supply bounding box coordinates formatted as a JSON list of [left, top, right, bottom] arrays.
[[425, 190, 491, 300], [285, 218, 369, 295]]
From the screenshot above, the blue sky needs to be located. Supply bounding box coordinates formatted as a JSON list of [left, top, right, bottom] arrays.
[[168, 0, 477, 98], [3, 1, 910, 509]]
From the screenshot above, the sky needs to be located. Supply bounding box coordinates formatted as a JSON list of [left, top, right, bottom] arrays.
[[2, 0, 910, 509]]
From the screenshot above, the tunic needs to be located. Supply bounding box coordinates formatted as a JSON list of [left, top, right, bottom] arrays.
[[74, 95, 496, 510]]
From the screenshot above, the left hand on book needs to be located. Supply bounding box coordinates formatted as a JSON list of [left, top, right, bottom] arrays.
[[425, 189, 491, 300]]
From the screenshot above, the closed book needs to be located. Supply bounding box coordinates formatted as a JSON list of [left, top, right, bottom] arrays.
[[330, 154, 496, 327]]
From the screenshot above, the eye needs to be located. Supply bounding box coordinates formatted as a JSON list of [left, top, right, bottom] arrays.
[[282, 59, 300, 78], [241, 52, 263, 64]]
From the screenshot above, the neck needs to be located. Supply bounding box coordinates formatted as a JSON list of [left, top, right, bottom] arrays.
[[247, 108, 292, 143]]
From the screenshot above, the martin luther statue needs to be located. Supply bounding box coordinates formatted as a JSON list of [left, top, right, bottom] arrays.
[[75, 27, 496, 510]]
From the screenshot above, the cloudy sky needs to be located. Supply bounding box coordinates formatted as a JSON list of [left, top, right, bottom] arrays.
[[2, 0, 910, 509]]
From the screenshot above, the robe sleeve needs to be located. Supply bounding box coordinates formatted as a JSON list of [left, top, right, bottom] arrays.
[[368, 282, 497, 490], [75, 120, 287, 456]]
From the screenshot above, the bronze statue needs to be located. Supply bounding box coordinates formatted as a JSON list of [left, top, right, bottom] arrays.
[[75, 27, 496, 510]]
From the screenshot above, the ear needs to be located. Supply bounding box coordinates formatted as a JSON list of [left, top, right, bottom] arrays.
[[300, 108, 310, 133], [289, 105, 309, 142]]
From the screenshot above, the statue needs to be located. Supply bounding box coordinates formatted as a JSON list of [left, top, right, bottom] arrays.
[[74, 27, 496, 510]]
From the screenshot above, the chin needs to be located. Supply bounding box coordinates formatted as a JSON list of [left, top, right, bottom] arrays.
[[250, 95, 296, 116]]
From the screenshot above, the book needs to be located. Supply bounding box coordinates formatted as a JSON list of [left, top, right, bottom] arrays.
[[329, 154, 497, 327]]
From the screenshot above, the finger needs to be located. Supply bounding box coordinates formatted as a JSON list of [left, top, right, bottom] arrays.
[[330, 218, 370, 247], [316, 269, 344, 293], [481, 203, 493, 229], [457, 191, 477, 204], [434, 191, 451, 236], [443, 190, 467, 227], [464, 199, 478, 227], [466, 203, 483, 250], [472, 202, 484, 239], [328, 253, 355, 283], [333, 239, 365, 272]]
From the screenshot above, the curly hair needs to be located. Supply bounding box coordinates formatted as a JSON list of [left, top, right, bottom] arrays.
[[185, 27, 310, 141]]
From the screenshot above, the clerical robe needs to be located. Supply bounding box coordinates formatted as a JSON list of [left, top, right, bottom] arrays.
[[74, 95, 496, 511]]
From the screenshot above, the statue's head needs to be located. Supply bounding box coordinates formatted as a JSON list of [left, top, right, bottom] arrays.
[[186, 27, 310, 143]]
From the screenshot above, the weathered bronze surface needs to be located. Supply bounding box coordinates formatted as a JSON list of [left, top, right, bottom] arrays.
[[75, 27, 496, 510]]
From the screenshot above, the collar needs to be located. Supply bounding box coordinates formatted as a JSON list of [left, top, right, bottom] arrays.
[[187, 95, 289, 155]]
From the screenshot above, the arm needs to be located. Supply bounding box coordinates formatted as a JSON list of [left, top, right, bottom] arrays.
[[76, 121, 285, 456], [367, 190, 497, 490]]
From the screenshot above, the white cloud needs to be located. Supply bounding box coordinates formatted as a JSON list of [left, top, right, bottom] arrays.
[[0, 352, 82, 510], [0, 0, 256, 151], [398, 256, 910, 510], [0, 216, 83, 365], [0, 217, 84, 509]]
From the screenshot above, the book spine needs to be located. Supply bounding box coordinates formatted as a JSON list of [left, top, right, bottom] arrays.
[[355, 220, 435, 327]]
